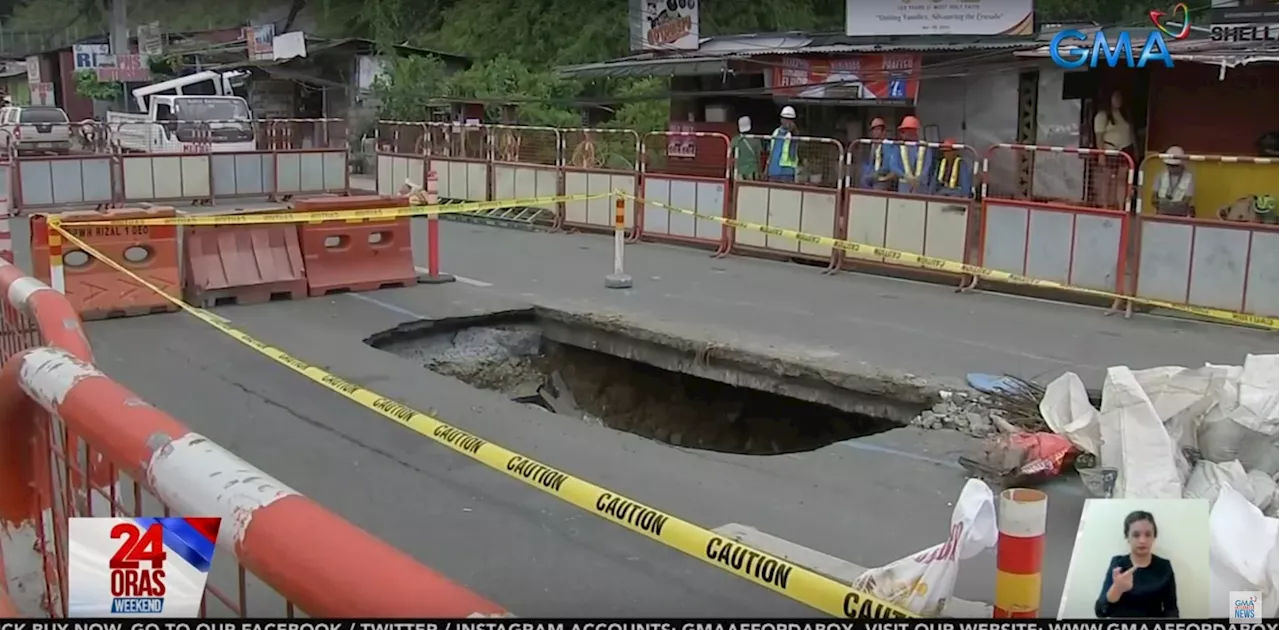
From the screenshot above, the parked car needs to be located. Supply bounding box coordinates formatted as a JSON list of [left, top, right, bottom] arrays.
[[0, 106, 73, 155]]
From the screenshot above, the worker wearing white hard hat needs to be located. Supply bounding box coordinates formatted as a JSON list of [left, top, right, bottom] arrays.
[[731, 115, 762, 181], [766, 106, 799, 183], [1153, 145, 1194, 217]]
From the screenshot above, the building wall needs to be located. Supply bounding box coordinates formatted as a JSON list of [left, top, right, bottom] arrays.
[[916, 67, 1021, 191]]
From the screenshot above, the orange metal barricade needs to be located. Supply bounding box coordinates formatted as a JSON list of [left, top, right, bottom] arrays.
[[374, 121, 430, 197], [427, 122, 490, 202], [30, 208, 181, 320], [489, 124, 562, 220], [559, 128, 641, 233], [728, 134, 844, 267], [293, 195, 419, 296], [637, 130, 732, 252], [838, 139, 979, 278], [0, 258, 509, 618], [973, 144, 1135, 300]]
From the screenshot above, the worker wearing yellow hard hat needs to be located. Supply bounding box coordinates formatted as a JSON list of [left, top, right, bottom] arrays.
[[766, 105, 799, 183]]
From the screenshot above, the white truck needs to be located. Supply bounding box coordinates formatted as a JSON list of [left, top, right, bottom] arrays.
[[107, 71, 256, 153]]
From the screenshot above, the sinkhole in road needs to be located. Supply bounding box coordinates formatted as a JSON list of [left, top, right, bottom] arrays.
[[365, 309, 898, 455]]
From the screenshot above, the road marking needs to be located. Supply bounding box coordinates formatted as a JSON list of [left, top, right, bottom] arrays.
[[711, 523, 993, 619], [347, 293, 431, 320], [415, 267, 492, 287]]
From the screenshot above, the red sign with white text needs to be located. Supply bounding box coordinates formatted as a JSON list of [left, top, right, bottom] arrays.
[[770, 54, 920, 102]]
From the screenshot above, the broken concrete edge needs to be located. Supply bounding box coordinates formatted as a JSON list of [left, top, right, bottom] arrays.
[[713, 523, 993, 619], [359, 305, 976, 425], [535, 306, 958, 409]]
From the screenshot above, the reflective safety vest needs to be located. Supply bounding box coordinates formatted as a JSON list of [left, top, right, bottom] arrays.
[[937, 157, 962, 188], [774, 129, 797, 168], [871, 144, 883, 171], [899, 144, 925, 180]]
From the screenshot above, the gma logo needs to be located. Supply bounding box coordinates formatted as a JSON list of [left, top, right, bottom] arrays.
[[1049, 30, 1175, 69]]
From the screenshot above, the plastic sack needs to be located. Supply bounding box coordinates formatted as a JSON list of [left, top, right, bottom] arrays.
[[1208, 485, 1279, 618], [851, 479, 997, 617], [1040, 372, 1102, 455]]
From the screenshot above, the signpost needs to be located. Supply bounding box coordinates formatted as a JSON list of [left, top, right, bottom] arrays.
[[96, 54, 151, 82]]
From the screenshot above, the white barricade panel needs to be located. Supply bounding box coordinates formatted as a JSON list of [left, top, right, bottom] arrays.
[[734, 185, 769, 248], [376, 154, 424, 197], [276, 151, 346, 195], [564, 171, 634, 228], [735, 185, 837, 256], [1245, 230, 1278, 317], [641, 176, 724, 242], [211, 153, 272, 197], [1135, 220, 1193, 304], [120, 155, 212, 202], [436, 159, 488, 201], [982, 202, 1122, 291], [493, 164, 557, 210], [884, 197, 927, 256], [17, 157, 114, 208], [923, 200, 969, 264], [1188, 224, 1251, 311], [844, 193, 891, 261]]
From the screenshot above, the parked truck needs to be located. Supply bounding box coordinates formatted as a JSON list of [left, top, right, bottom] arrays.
[[107, 71, 256, 153]]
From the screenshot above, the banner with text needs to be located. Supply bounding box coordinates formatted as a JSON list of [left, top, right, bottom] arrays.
[[845, 0, 1033, 36], [630, 0, 700, 51], [768, 54, 921, 102]]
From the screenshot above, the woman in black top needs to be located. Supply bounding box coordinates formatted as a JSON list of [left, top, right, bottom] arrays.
[[1095, 510, 1179, 618]]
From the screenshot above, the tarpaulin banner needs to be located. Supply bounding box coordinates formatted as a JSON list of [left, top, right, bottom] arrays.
[[769, 54, 921, 102]]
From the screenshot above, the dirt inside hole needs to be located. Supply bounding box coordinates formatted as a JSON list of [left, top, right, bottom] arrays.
[[375, 322, 896, 455]]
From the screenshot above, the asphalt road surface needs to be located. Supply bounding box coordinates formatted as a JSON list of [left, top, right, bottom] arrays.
[[74, 219, 1272, 617]]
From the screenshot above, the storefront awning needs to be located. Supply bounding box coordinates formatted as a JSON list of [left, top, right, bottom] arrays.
[[558, 56, 731, 79]]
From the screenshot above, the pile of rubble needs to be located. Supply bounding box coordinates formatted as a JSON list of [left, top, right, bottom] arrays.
[[909, 390, 1004, 438]]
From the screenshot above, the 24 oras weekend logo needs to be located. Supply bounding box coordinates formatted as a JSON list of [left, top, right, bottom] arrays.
[[69, 517, 221, 617]]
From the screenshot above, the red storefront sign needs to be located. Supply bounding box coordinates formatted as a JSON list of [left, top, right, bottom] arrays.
[[770, 54, 921, 101]]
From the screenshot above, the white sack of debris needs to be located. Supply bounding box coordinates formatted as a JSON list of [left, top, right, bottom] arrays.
[[851, 479, 997, 617], [1041, 353, 1279, 616]]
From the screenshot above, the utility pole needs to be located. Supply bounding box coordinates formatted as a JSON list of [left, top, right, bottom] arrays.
[[108, 0, 128, 55]]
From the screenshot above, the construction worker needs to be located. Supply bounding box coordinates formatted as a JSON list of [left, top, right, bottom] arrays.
[[932, 139, 971, 197], [891, 115, 931, 193], [766, 106, 799, 183], [1152, 146, 1194, 217], [858, 118, 895, 190], [731, 116, 762, 181]]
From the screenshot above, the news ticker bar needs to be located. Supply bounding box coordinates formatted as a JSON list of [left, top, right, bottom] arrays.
[[7, 620, 1276, 630]]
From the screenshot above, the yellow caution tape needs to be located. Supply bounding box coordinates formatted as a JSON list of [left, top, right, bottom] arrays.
[[620, 192, 1278, 331], [48, 222, 916, 620], [51, 193, 609, 227]]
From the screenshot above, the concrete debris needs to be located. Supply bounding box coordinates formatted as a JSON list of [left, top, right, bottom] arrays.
[[909, 390, 1002, 438]]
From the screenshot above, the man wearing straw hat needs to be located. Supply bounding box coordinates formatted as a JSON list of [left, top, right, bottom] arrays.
[[1152, 146, 1195, 217]]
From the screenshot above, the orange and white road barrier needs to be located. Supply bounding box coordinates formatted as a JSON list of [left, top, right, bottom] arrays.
[[420, 169, 455, 284], [993, 488, 1047, 618], [605, 194, 632, 289]]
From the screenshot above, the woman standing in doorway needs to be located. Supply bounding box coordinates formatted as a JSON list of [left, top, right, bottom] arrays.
[[1092, 90, 1135, 210]]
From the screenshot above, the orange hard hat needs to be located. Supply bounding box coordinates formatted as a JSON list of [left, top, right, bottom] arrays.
[[941, 138, 957, 148], [869, 117, 887, 129], [898, 116, 920, 131]]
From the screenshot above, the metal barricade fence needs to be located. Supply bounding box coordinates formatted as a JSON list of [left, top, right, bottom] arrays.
[[638, 130, 731, 251], [1128, 152, 1279, 320], [426, 122, 490, 202], [256, 119, 348, 199], [559, 128, 641, 233], [489, 125, 561, 217], [976, 144, 1135, 298], [375, 120, 429, 197], [729, 134, 844, 267], [840, 139, 978, 276], [0, 259, 509, 618], [13, 122, 117, 210], [109, 121, 213, 205]]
